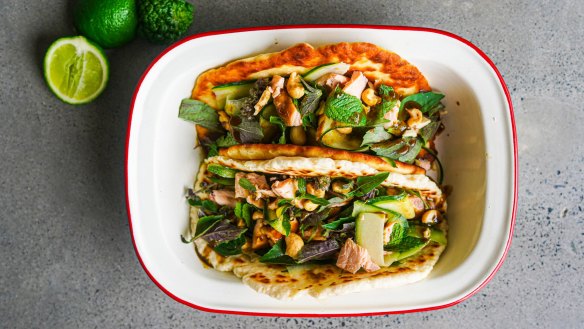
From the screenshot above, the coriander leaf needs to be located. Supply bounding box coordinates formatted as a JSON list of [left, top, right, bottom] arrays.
[[231, 116, 264, 144], [178, 99, 223, 131], [194, 215, 224, 239], [269, 116, 287, 144], [299, 79, 323, 115], [259, 240, 297, 265], [322, 217, 355, 231], [216, 133, 239, 147], [213, 233, 247, 256], [361, 126, 391, 146], [296, 239, 341, 263], [348, 172, 390, 197], [325, 87, 366, 126], [238, 178, 256, 192], [370, 137, 423, 163], [418, 121, 440, 143], [400, 92, 445, 114]]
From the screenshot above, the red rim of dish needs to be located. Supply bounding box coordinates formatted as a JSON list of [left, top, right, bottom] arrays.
[[125, 24, 517, 317]]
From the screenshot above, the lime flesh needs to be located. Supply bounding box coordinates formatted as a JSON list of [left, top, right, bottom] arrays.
[[44, 36, 109, 105]]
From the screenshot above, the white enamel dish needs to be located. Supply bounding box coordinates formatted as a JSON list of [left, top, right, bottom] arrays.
[[125, 25, 517, 316]]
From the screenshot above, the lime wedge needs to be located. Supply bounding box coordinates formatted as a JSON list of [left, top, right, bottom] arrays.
[[43, 36, 109, 105]]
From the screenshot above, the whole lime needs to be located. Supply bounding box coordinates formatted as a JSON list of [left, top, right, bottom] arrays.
[[73, 0, 138, 48]]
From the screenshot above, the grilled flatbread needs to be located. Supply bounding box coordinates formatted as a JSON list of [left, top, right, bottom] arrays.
[[192, 42, 431, 109]]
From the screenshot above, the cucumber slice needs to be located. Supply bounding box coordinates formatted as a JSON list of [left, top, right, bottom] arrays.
[[408, 225, 447, 245], [355, 212, 386, 266], [317, 115, 364, 150], [212, 81, 254, 109], [303, 62, 351, 81], [369, 197, 415, 219]]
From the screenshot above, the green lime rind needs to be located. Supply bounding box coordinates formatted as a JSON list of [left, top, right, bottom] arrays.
[[43, 36, 109, 105]]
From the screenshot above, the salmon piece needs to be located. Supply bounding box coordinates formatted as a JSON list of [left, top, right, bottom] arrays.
[[342, 71, 368, 98], [273, 90, 302, 126], [209, 190, 236, 208], [270, 75, 285, 98], [316, 73, 349, 90], [234, 172, 275, 199], [336, 238, 380, 274], [271, 178, 298, 199]]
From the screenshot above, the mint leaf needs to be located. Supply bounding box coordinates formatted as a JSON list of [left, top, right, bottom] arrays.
[[400, 92, 445, 114], [207, 164, 237, 178], [361, 126, 391, 146], [378, 84, 396, 100], [325, 87, 366, 126], [178, 99, 223, 131], [238, 178, 256, 192], [348, 172, 390, 197]]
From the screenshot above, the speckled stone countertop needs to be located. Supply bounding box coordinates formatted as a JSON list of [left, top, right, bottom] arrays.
[[1, 0, 583, 328]]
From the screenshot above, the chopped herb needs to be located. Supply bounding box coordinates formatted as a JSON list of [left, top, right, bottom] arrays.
[[238, 178, 257, 192], [296, 178, 306, 196], [299, 193, 330, 206], [296, 239, 341, 263], [419, 121, 440, 143], [207, 142, 219, 157], [348, 172, 390, 197], [178, 99, 223, 131], [209, 176, 235, 186], [213, 233, 247, 256], [371, 137, 423, 163]]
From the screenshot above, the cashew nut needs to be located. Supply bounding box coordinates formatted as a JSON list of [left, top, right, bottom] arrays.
[[361, 88, 381, 106], [286, 72, 305, 99]]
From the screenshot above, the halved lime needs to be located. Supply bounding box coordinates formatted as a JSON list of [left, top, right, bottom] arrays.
[[43, 36, 109, 105]]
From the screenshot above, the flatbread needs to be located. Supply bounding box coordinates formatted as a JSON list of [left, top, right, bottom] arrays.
[[191, 42, 431, 109], [218, 144, 425, 175], [192, 210, 447, 300]]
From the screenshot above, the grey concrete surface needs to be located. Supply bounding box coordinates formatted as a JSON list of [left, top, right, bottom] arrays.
[[1, 0, 583, 328]]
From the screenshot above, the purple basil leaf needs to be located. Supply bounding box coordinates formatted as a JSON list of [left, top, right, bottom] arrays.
[[200, 220, 246, 246], [296, 239, 340, 263]]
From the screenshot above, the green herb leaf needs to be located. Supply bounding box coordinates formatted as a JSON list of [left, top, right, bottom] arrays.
[[207, 164, 237, 178], [259, 240, 297, 265], [384, 235, 426, 253], [178, 99, 223, 131], [400, 92, 445, 114], [378, 84, 396, 100], [209, 176, 235, 186], [238, 178, 257, 192], [207, 143, 219, 157], [361, 126, 392, 146], [325, 87, 366, 126], [214, 232, 247, 256], [418, 121, 440, 143], [370, 137, 423, 163], [194, 215, 224, 239], [269, 116, 287, 144], [322, 217, 355, 231], [231, 116, 264, 144], [297, 178, 306, 196], [299, 79, 323, 115], [348, 172, 390, 197], [187, 195, 219, 213], [299, 194, 330, 206], [302, 112, 317, 128], [216, 133, 239, 147]]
